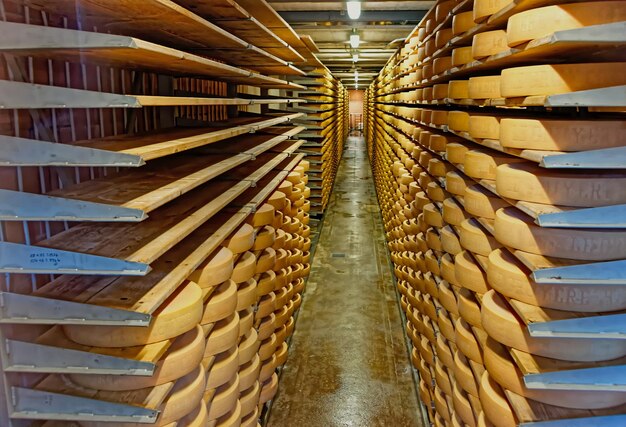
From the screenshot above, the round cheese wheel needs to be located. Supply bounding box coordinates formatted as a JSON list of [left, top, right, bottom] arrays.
[[206, 346, 239, 390], [240, 406, 259, 427], [249, 204, 275, 228], [223, 224, 255, 254], [256, 313, 276, 341], [448, 111, 470, 132], [473, 0, 510, 23], [253, 226, 275, 251], [443, 198, 469, 226], [189, 247, 234, 289], [453, 11, 475, 35], [256, 292, 276, 319], [441, 225, 462, 255], [259, 372, 278, 404], [256, 271, 277, 298], [64, 281, 203, 348], [440, 255, 459, 288], [499, 117, 626, 151], [437, 305, 456, 343], [170, 401, 207, 427], [238, 354, 260, 392], [258, 333, 277, 361], [238, 307, 254, 337], [424, 203, 444, 228], [453, 349, 479, 397], [469, 115, 501, 140], [448, 80, 470, 99], [429, 158, 453, 177], [446, 171, 472, 196], [452, 47, 474, 67], [205, 312, 240, 357], [479, 372, 516, 427], [501, 62, 626, 98], [285, 315, 295, 337], [203, 280, 238, 325], [484, 337, 626, 409], [494, 207, 626, 261], [70, 324, 205, 391], [464, 185, 508, 220], [457, 288, 483, 328], [206, 374, 240, 421], [446, 142, 470, 165], [468, 76, 501, 99], [481, 290, 626, 361], [496, 163, 626, 207], [452, 378, 477, 427], [454, 251, 490, 293], [239, 381, 260, 419], [435, 358, 453, 396], [506, 2, 626, 47], [426, 228, 443, 253], [460, 218, 502, 256], [454, 318, 484, 364], [487, 248, 626, 312], [238, 329, 260, 366], [275, 341, 289, 367], [267, 191, 287, 211], [471, 30, 508, 60], [255, 247, 276, 274], [236, 280, 257, 312], [464, 149, 524, 180], [434, 386, 452, 422], [436, 334, 456, 371]]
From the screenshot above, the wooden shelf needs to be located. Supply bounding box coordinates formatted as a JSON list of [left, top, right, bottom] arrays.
[[176, 0, 304, 63], [22, 0, 304, 75], [0, 80, 301, 109], [0, 127, 304, 222], [0, 22, 303, 89], [0, 113, 303, 166]]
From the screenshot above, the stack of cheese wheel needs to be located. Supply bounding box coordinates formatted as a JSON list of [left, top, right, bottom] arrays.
[[61, 279, 206, 426], [364, 0, 626, 424], [296, 68, 348, 215]]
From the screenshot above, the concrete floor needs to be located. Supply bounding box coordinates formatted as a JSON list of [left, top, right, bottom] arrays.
[[267, 136, 425, 427]]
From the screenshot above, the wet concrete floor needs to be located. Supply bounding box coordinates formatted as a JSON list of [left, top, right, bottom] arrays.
[[267, 136, 425, 427]]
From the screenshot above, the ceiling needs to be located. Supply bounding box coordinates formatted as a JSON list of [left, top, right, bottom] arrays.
[[268, 1, 435, 88]]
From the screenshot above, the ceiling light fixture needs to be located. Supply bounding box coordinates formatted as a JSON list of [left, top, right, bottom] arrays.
[[349, 33, 360, 48], [347, 1, 362, 20], [353, 53, 359, 62]]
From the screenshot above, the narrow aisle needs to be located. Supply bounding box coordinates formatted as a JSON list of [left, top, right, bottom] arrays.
[[267, 136, 424, 427]]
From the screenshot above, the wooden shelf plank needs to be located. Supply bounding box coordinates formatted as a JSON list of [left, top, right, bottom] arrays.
[[32, 149, 303, 317], [22, 0, 304, 75], [176, 0, 304, 63], [0, 113, 303, 166], [0, 22, 301, 89], [0, 80, 301, 109]]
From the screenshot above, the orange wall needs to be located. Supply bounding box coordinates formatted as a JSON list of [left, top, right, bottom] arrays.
[[349, 90, 364, 115]]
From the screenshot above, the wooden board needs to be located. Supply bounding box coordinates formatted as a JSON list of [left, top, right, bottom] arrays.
[[0, 22, 300, 89]]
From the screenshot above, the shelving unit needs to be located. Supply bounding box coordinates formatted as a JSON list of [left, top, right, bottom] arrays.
[[366, 1, 626, 426], [0, 0, 342, 425]]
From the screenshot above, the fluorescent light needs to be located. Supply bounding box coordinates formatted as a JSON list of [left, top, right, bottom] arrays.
[[353, 53, 359, 62], [347, 1, 361, 19], [349, 34, 360, 48], [355, 83, 359, 89]]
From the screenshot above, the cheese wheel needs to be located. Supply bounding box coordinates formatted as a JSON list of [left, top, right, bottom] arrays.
[[481, 290, 626, 361], [64, 281, 203, 348], [253, 226, 275, 251], [259, 372, 278, 404], [239, 381, 260, 418], [70, 324, 205, 391], [487, 248, 626, 312], [443, 198, 469, 226], [257, 313, 276, 340], [223, 224, 255, 254], [238, 329, 260, 366], [268, 191, 287, 211], [275, 341, 289, 367], [232, 252, 257, 284], [454, 251, 490, 294], [499, 117, 626, 151], [441, 225, 462, 255], [446, 142, 470, 165], [172, 401, 207, 427], [206, 347, 239, 390], [434, 386, 452, 422], [240, 407, 259, 427], [468, 76, 501, 99], [501, 63, 626, 97], [256, 271, 276, 298], [460, 218, 502, 256], [236, 280, 257, 312], [448, 80, 469, 99], [259, 354, 277, 383], [463, 149, 524, 180], [494, 207, 626, 261], [496, 163, 626, 207], [468, 115, 501, 140], [438, 305, 456, 343], [446, 171, 472, 196], [238, 307, 254, 337], [454, 318, 483, 364], [255, 247, 276, 274], [205, 312, 240, 357], [479, 372, 516, 427], [436, 334, 455, 370], [453, 350, 479, 397], [432, 110, 449, 126], [189, 247, 234, 289], [457, 288, 483, 328], [203, 280, 238, 324], [424, 203, 444, 228], [452, 47, 474, 67], [447, 111, 470, 132], [453, 11, 475, 35], [440, 255, 459, 289], [433, 83, 450, 100], [206, 375, 240, 420], [471, 30, 508, 60], [473, 0, 511, 23], [239, 356, 260, 394], [249, 204, 275, 228], [452, 378, 477, 427], [258, 333, 277, 361], [464, 185, 508, 220], [484, 337, 626, 409], [434, 56, 453, 75], [507, 2, 626, 47]]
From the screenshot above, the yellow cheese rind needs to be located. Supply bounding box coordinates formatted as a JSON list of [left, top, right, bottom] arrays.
[[189, 247, 234, 289], [496, 163, 626, 207], [501, 63, 626, 98], [448, 80, 470, 99], [471, 30, 507, 60], [64, 282, 203, 348], [468, 115, 501, 140], [452, 47, 474, 67], [507, 2, 626, 47], [453, 11, 475, 35], [468, 76, 501, 99]]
